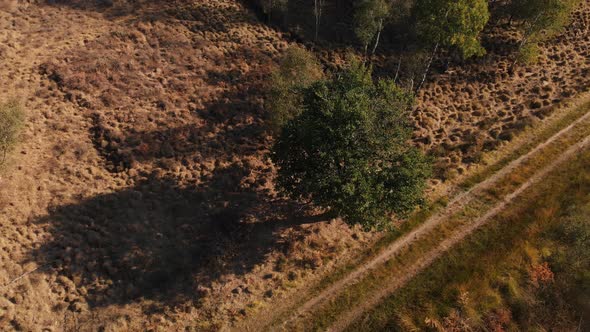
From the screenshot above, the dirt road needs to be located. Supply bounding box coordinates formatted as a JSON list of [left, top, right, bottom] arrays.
[[328, 132, 590, 331], [273, 97, 590, 330]]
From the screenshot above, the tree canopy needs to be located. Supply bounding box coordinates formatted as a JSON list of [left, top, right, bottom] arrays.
[[271, 62, 431, 229], [415, 0, 490, 58], [354, 0, 390, 54], [509, 0, 580, 63]]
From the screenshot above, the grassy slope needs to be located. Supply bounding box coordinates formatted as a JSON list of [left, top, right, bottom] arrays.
[[347, 141, 590, 331]]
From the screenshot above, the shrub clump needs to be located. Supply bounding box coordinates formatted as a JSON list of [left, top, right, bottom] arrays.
[[0, 100, 25, 167], [267, 46, 324, 134]]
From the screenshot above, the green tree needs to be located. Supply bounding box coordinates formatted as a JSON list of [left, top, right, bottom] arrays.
[[414, 0, 489, 91], [267, 46, 324, 134], [415, 0, 489, 58], [354, 0, 390, 55], [0, 100, 25, 166], [271, 61, 431, 230], [508, 0, 579, 65]]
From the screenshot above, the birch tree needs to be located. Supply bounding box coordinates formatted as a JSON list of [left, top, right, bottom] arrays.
[[509, 0, 579, 65], [414, 0, 489, 91], [354, 0, 390, 56], [313, 0, 325, 41]]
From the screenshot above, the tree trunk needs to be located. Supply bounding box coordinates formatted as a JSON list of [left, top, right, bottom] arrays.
[[510, 36, 529, 70], [415, 8, 449, 93], [511, 13, 542, 70], [393, 55, 401, 83], [415, 42, 439, 94], [371, 20, 383, 56], [314, 0, 321, 42]]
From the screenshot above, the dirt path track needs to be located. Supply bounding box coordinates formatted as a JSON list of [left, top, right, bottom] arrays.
[[328, 132, 590, 331], [274, 99, 590, 330]]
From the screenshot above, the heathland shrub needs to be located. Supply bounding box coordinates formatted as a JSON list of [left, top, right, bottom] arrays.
[[267, 46, 324, 134], [0, 100, 25, 167]]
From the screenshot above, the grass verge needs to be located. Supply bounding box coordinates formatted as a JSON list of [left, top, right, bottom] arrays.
[[347, 139, 590, 331], [249, 96, 590, 331]]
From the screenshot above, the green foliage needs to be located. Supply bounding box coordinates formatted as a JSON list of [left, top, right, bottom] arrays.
[[509, 0, 579, 64], [517, 42, 540, 64], [510, 0, 578, 38], [0, 100, 25, 167], [267, 46, 324, 134], [348, 146, 590, 331], [415, 0, 490, 58], [354, 0, 390, 51], [271, 61, 431, 230], [553, 202, 590, 278]]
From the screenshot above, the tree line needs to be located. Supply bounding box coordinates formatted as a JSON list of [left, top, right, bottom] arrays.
[[253, 0, 579, 74]]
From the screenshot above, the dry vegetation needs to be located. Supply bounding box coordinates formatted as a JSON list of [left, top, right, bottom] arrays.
[[411, 9, 590, 179], [265, 98, 590, 332], [347, 144, 590, 332], [0, 1, 372, 330], [0, 0, 589, 331]]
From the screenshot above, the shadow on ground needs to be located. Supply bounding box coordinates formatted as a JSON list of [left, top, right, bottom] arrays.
[[27, 164, 325, 310], [26, 1, 321, 308]]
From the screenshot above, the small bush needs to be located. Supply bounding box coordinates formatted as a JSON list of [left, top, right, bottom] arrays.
[[267, 46, 324, 134], [0, 100, 25, 167], [517, 42, 540, 65]]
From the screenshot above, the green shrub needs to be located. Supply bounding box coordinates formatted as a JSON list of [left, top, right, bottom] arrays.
[[0, 100, 25, 167], [271, 61, 431, 230], [267, 46, 324, 134], [517, 42, 540, 65]]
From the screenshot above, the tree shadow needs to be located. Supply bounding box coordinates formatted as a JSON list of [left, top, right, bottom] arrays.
[[26, 162, 324, 311], [25, 0, 341, 316], [86, 55, 273, 173]]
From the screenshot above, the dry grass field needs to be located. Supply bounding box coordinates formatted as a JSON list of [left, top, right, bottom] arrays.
[[0, 0, 588, 331]]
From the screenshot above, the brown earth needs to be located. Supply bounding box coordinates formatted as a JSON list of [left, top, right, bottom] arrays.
[[0, 0, 588, 331]]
